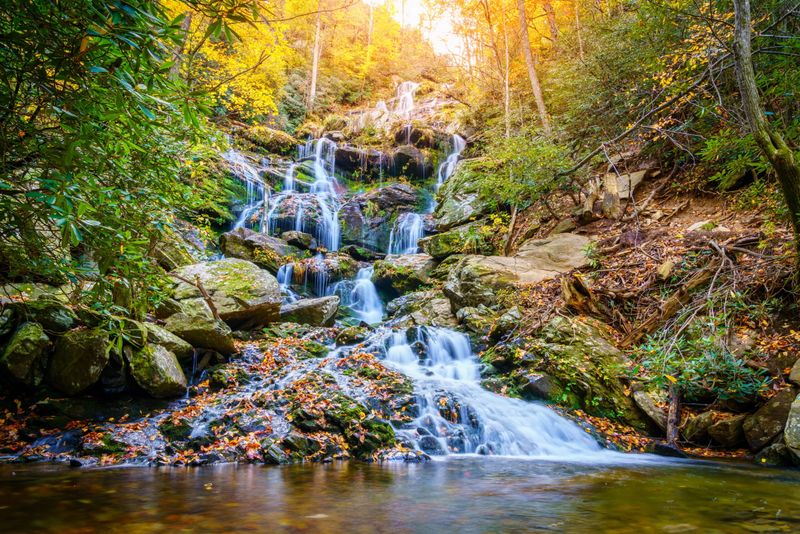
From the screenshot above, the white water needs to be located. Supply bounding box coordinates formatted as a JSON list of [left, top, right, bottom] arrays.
[[277, 263, 299, 303], [387, 212, 424, 255], [328, 266, 384, 324], [222, 149, 269, 231], [394, 81, 419, 120], [436, 134, 466, 191], [381, 327, 606, 459]]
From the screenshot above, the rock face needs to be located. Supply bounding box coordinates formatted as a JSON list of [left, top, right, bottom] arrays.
[[783, 393, 800, 462], [8, 299, 77, 335], [340, 183, 419, 251], [219, 228, 298, 273], [444, 233, 591, 310], [391, 145, 433, 181], [419, 221, 494, 260], [49, 328, 110, 395], [171, 259, 281, 329], [279, 296, 340, 327], [632, 390, 668, 432], [433, 160, 490, 230], [164, 313, 236, 356], [238, 125, 299, 156], [708, 414, 747, 448], [372, 254, 434, 298], [128, 344, 188, 398], [334, 145, 387, 177], [743, 387, 796, 451], [0, 322, 50, 388]]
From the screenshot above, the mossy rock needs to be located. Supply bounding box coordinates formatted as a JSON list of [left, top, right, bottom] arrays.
[[127, 344, 188, 398], [372, 255, 434, 298], [144, 323, 194, 363], [8, 299, 77, 335], [0, 322, 50, 388], [48, 327, 110, 395], [164, 312, 236, 356], [419, 221, 494, 260], [239, 125, 299, 156]]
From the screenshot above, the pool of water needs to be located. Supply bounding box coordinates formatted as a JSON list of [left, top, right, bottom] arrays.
[[1, 457, 799, 533]]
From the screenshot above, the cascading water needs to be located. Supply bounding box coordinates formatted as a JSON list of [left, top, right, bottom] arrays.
[[277, 263, 299, 303], [222, 149, 269, 230], [331, 266, 383, 324], [387, 212, 424, 255], [381, 327, 606, 458], [394, 81, 419, 120], [436, 134, 466, 191]]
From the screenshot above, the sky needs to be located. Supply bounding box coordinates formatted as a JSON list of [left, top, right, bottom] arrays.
[[368, 0, 463, 56]]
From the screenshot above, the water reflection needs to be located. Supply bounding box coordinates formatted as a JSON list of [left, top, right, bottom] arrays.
[[1, 458, 799, 533]]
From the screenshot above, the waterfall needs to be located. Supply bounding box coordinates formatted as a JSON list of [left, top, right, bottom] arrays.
[[436, 134, 466, 191], [394, 81, 419, 120], [277, 263, 299, 303], [328, 266, 384, 324], [381, 327, 605, 458], [387, 213, 424, 255], [284, 163, 296, 192], [222, 149, 269, 231]]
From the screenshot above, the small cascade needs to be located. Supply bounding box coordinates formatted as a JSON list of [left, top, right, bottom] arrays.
[[277, 263, 299, 303], [222, 149, 269, 230], [394, 81, 419, 120], [381, 327, 605, 458], [387, 213, 424, 255], [283, 163, 296, 192], [331, 266, 383, 324], [436, 134, 467, 191]]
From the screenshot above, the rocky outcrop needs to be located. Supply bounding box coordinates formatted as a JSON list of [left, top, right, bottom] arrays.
[[444, 233, 591, 310], [432, 160, 490, 230], [6, 298, 76, 335], [127, 344, 188, 398], [387, 290, 457, 328], [340, 183, 420, 251], [48, 328, 111, 395], [279, 296, 340, 326], [171, 259, 281, 329], [281, 231, 316, 250], [334, 145, 388, 178], [391, 145, 433, 181], [0, 322, 50, 388], [372, 254, 434, 298], [783, 393, 800, 463], [144, 323, 194, 364], [708, 414, 747, 448], [220, 228, 299, 273], [238, 125, 298, 156], [164, 313, 236, 356]]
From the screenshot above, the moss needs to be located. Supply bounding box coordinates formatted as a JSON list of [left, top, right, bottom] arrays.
[[159, 418, 193, 442]]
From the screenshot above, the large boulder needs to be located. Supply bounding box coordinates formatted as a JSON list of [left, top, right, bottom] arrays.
[[219, 228, 299, 273], [444, 233, 591, 310], [783, 393, 800, 463], [334, 145, 388, 178], [268, 193, 325, 239], [48, 328, 111, 395], [419, 221, 495, 260], [171, 258, 281, 329], [151, 228, 198, 271], [127, 344, 188, 398], [0, 322, 50, 388], [391, 145, 433, 181], [372, 254, 435, 298], [144, 323, 194, 364], [387, 290, 457, 328], [6, 298, 76, 335], [340, 184, 420, 251], [743, 387, 797, 451], [164, 313, 236, 356], [708, 414, 747, 448], [291, 253, 360, 296], [279, 296, 340, 326], [432, 160, 490, 230]]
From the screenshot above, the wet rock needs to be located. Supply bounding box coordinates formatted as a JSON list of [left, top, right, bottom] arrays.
[[783, 393, 800, 463], [391, 145, 433, 181], [220, 228, 299, 273], [632, 390, 668, 432], [334, 145, 387, 177], [372, 254, 434, 298], [755, 442, 792, 467], [144, 323, 194, 364], [683, 411, 716, 443], [152, 228, 197, 271], [789, 359, 800, 386], [708, 414, 747, 448], [164, 313, 236, 356], [340, 244, 383, 262], [335, 326, 371, 346], [0, 322, 50, 388], [127, 344, 188, 398], [340, 184, 420, 251], [648, 442, 689, 458], [282, 433, 322, 456], [419, 221, 494, 260], [417, 435, 445, 455], [281, 230, 316, 250], [100, 347, 129, 394], [489, 307, 522, 341], [456, 305, 495, 334], [279, 296, 340, 327], [388, 290, 457, 328], [743, 387, 796, 451], [392, 124, 438, 148], [171, 258, 281, 329], [444, 233, 591, 311], [48, 328, 110, 395]]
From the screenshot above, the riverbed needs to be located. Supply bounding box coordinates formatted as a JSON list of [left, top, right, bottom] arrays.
[[2, 457, 799, 533]]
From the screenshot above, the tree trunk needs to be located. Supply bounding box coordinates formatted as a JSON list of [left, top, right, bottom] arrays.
[[169, 13, 193, 80], [666, 384, 681, 447], [542, 0, 559, 42], [516, 0, 552, 134], [502, 10, 511, 139], [575, 3, 585, 60], [307, 1, 323, 112], [732, 0, 800, 262]]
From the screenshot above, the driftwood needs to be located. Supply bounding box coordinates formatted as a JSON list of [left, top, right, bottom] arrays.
[[561, 273, 609, 318], [170, 273, 221, 322], [622, 257, 722, 347]]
